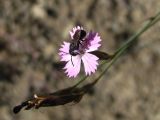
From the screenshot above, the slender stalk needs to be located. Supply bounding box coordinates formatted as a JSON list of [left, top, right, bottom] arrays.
[[73, 76, 88, 88], [115, 11, 160, 55]]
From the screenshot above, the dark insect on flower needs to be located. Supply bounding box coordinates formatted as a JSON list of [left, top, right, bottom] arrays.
[[69, 29, 86, 66], [59, 26, 101, 77], [69, 29, 86, 56]]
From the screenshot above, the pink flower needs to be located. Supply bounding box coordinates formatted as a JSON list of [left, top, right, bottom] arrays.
[[59, 26, 101, 78]]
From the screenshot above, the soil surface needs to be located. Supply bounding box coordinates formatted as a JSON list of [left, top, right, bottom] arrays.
[[0, 0, 160, 120]]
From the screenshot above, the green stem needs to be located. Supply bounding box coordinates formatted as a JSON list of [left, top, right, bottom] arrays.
[[115, 10, 160, 56], [73, 76, 88, 88]]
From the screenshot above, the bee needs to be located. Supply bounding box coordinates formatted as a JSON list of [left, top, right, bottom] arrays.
[[69, 29, 86, 66]]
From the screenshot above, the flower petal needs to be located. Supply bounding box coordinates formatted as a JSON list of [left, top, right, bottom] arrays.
[[64, 55, 81, 78], [82, 53, 99, 75], [59, 42, 70, 54], [59, 42, 71, 61], [86, 32, 101, 52], [60, 54, 71, 62]]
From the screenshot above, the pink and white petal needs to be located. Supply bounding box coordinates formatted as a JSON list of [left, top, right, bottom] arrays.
[[86, 43, 101, 52], [64, 55, 81, 78], [90, 35, 101, 44], [82, 53, 99, 75], [59, 42, 70, 53], [60, 54, 71, 62], [86, 33, 101, 52], [59, 42, 71, 61], [69, 32, 74, 39]]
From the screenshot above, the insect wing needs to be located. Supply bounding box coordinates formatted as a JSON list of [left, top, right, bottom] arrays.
[[73, 30, 81, 40]]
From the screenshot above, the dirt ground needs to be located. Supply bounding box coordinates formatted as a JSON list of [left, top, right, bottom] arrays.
[[0, 0, 160, 120]]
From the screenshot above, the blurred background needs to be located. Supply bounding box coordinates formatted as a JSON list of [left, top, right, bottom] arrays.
[[0, 0, 160, 120]]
